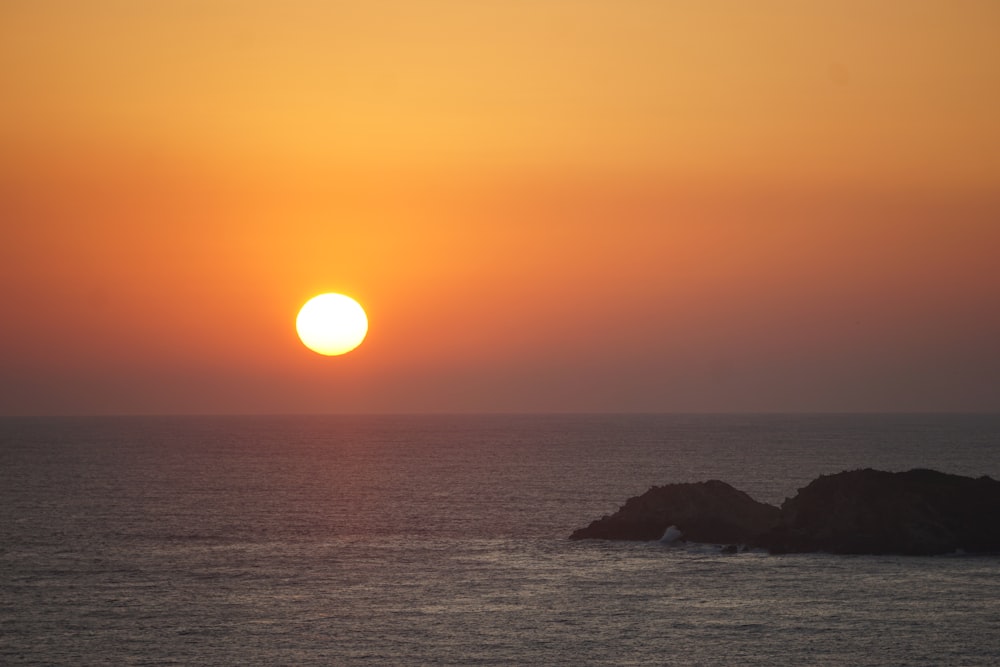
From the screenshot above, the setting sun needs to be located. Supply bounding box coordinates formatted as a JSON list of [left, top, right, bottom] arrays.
[[296, 293, 368, 356]]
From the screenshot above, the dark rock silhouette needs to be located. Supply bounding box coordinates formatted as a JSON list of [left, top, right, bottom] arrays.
[[756, 468, 1000, 555], [571, 469, 1000, 556], [568, 480, 780, 544]]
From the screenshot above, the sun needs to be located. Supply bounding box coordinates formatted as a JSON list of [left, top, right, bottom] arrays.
[[296, 293, 369, 356]]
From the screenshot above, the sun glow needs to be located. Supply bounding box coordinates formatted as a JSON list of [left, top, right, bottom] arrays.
[[296, 293, 368, 356]]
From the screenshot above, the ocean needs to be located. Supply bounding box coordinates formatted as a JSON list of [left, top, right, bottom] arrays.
[[2, 414, 999, 665]]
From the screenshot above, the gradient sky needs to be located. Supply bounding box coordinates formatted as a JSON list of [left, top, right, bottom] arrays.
[[2, 0, 999, 415]]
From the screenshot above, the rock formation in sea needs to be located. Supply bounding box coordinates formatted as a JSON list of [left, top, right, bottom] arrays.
[[756, 468, 1000, 555], [568, 480, 781, 544], [570, 469, 1000, 556]]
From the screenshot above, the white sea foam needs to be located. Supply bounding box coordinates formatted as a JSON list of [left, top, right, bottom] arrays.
[[659, 525, 683, 544]]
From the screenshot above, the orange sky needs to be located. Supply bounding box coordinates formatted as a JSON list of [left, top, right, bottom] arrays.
[[2, 0, 999, 414]]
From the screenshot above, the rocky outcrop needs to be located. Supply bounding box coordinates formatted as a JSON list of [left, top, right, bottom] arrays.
[[571, 469, 1000, 556], [569, 480, 780, 544], [755, 468, 1000, 555]]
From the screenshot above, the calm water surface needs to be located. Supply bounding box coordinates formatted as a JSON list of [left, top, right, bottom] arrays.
[[2, 414, 999, 665]]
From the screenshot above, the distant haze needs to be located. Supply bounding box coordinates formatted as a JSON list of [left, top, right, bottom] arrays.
[[1, 1, 999, 414]]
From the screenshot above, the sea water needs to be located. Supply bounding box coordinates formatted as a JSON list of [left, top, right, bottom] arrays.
[[2, 414, 999, 665]]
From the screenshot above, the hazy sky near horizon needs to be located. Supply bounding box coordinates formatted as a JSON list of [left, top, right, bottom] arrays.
[[2, 0, 999, 415]]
